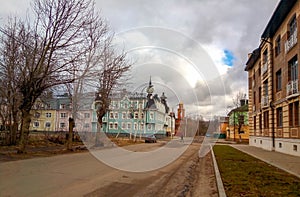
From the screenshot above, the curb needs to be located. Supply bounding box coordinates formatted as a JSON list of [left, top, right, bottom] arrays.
[[211, 145, 227, 197]]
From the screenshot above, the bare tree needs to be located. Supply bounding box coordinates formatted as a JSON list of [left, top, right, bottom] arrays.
[[95, 48, 131, 127], [0, 18, 23, 145], [0, 0, 111, 152], [232, 91, 247, 108]]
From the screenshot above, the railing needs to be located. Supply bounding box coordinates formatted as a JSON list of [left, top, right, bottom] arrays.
[[285, 28, 297, 53], [261, 95, 268, 108], [262, 62, 268, 75], [287, 79, 299, 96]]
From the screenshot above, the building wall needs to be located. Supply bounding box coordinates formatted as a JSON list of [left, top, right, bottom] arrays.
[[247, 0, 300, 156]]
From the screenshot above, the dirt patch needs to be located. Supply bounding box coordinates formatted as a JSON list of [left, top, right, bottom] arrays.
[[0, 140, 87, 162]]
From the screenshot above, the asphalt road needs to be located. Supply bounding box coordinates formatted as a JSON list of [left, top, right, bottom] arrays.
[[0, 137, 217, 197]]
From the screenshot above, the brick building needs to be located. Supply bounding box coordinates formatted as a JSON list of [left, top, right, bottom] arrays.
[[245, 0, 300, 156]]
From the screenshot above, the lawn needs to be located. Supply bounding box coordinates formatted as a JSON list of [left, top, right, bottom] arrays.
[[213, 145, 300, 197]]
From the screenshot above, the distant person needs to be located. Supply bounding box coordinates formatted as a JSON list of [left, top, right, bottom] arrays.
[[180, 133, 184, 143]]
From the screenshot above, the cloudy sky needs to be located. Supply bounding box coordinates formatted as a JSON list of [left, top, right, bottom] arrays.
[[0, 0, 280, 119]]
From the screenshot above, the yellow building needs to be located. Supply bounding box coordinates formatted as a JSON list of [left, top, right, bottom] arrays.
[[245, 0, 300, 156], [227, 101, 249, 142], [30, 98, 57, 132]]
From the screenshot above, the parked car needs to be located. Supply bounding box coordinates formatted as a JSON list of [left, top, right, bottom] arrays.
[[145, 134, 157, 143]]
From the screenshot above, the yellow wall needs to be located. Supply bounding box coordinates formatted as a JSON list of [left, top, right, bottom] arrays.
[[30, 109, 57, 132], [227, 125, 249, 141]]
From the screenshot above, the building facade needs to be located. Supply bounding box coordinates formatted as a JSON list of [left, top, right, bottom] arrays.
[[30, 93, 97, 133], [101, 80, 175, 136], [245, 0, 300, 156], [227, 101, 249, 142]]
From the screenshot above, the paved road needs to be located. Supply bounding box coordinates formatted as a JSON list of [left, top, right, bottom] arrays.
[[0, 138, 216, 197]]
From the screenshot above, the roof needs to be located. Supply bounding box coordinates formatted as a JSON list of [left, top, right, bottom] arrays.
[[262, 0, 297, 39], [228, 104, 248, 116], [245, 48, 261, 71]]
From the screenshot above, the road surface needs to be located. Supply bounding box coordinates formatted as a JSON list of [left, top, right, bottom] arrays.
[[0, 138, 217, 197]]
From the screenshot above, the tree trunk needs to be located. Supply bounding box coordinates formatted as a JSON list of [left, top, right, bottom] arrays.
[[18, 110, 31, 153], [66, 118, 74, 150], [10, 122, 18, 145]]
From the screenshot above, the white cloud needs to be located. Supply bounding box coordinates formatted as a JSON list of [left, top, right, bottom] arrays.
[[0, 0, 280, 117]]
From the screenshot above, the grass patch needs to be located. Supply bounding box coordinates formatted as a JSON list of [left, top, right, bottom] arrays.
[[213, 145, 300, 197]]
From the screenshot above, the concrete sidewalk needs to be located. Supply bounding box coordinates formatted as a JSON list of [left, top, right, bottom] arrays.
[[231, 145, 300, 179]]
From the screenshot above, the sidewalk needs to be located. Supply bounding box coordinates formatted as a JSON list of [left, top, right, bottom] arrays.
[[231, 144, 300, 179]]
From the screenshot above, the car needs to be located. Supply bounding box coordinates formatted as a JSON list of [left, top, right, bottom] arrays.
[[145, 134, 157, 143]]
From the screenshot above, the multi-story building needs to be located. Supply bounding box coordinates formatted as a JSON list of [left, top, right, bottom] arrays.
[[30, 93, 97, 133], [101, 79, 175, 136], [245, 0, 300, 156]]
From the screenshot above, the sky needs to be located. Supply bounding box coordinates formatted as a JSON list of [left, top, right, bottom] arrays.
[[0, 0, 280, 119]]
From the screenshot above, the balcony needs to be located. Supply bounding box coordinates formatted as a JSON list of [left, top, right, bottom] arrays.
[[285, 29, 297, 53], [261, 95, 268, 108], [262, 62, 268, 75], [286, 79, 299, 97]]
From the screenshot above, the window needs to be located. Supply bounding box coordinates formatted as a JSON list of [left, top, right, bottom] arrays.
[[253, 91, 256, 105], [263, 49, 268, 64], [60, 113, 66, 118], [134, 123, 137, 130], [295, 101, 299, 126], [110, 112, 114, 119], [288, 15, 297, 38], [127, 123, 131, 129], [276, 69, 282, 91], [289, 101, 299, 127], [134, 112, 138, 119], [279, 143, 282, 148], [109, 123, 113, 129], [259, 114, 262, 130], [141, 113, 144, 119], [289, 103, 293, 127], [60, 122, 65, 128], [258, 66, 261, 76], [124, 103, 128, 109], [46, 113, 51, 118], [45, 122, 51, 128], [277, 107, 283, 127], [253, 116, 256, 132], [114, 123, 118, 129], [114, 112, 118, 119], [122, 112, 126, 119], [263, 111, 269, 129], [84, 113, 90, 118], [275, 35, 281, 56], [263, 80, 268, 96], [60, 104, 65, 109], [34, 112, 41, 118], [288, 55, 298, 81], [122, 122, 126, 129], [150, 113, 154, 120], [84, 123, 90, 128], [293, 145, 298, 152], [33, 121, 39, 128]]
